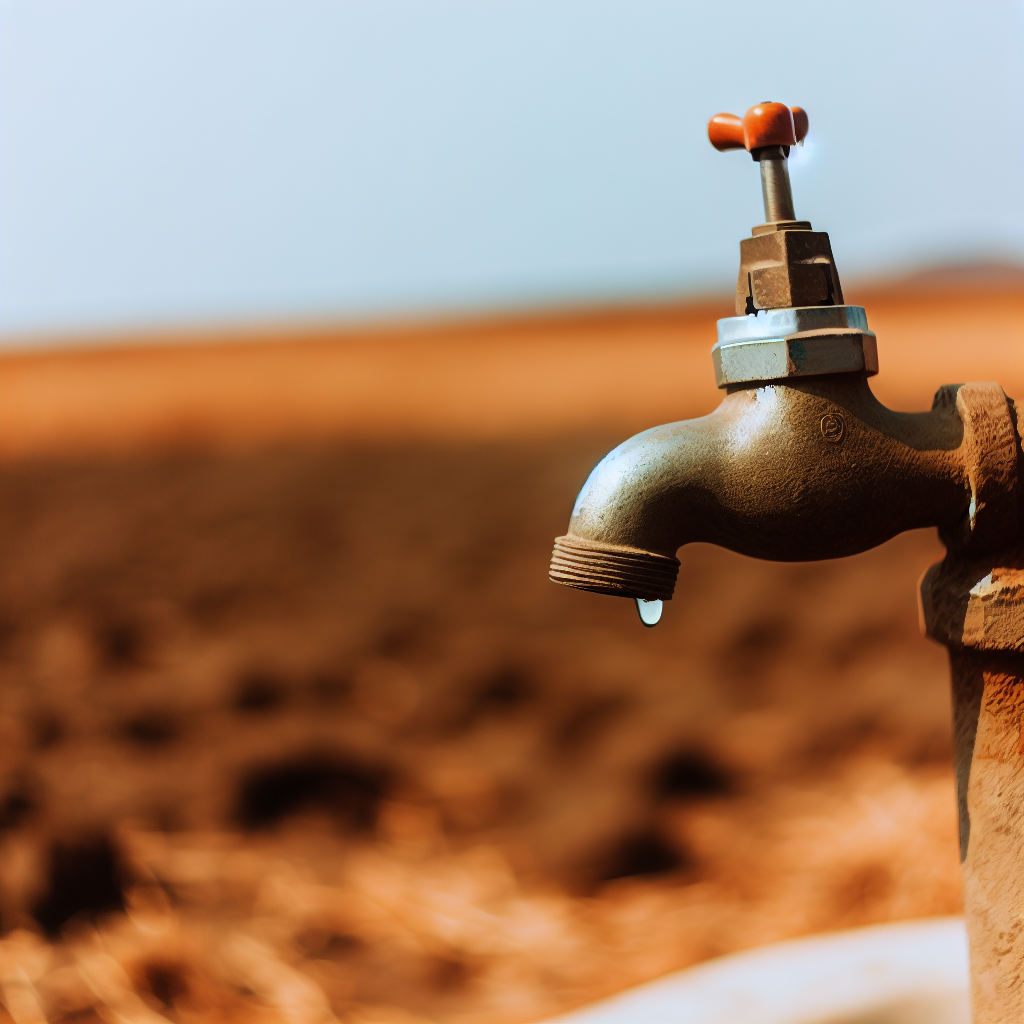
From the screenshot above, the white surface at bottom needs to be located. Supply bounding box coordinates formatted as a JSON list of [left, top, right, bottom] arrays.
[[544, 918, 970, 1024]]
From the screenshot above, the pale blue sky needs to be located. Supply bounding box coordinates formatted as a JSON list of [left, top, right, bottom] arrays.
[[1, 0, 1022, 344]]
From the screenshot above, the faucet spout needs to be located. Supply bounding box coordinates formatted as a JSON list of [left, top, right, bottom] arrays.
[[550, 375, 1014, 603]]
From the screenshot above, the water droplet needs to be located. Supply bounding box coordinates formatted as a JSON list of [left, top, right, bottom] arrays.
[[635, 599, 662, 628]]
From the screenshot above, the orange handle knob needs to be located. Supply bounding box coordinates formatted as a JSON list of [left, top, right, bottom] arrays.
[[708, 103, 808, 152]]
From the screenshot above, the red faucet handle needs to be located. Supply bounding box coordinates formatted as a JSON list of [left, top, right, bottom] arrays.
[[708, 103, 808, 152]]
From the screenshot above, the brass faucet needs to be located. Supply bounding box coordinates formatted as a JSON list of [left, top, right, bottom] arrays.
[[549, 103, 1023, 1019]]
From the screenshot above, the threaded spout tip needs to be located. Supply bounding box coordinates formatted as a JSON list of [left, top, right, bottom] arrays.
[[549, 535, 679, 601]]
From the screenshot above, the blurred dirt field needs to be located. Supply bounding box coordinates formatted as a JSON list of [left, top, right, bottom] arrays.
[[0, 276, 1020, 1023]]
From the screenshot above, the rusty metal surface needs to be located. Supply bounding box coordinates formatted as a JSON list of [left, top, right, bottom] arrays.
[[945, 646, 1024, 1023], [549, 533, 679, 601], [736, 227, 844, 314], [932, 627, 1024, 1024], [941, 383, 1022, 552], [921, 560, 1024, 654]]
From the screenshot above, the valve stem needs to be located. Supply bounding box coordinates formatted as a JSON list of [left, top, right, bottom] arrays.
[[758, 146, 796, 223]]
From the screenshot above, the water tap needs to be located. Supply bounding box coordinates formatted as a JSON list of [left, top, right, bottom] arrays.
[[548, 102, 1021, 628]]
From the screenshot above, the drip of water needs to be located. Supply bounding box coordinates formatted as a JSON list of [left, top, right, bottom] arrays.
[[635, 598, 662, 627]]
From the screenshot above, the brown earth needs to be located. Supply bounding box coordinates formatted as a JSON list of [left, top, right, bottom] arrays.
[[0, 280, 1020, 1023]]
